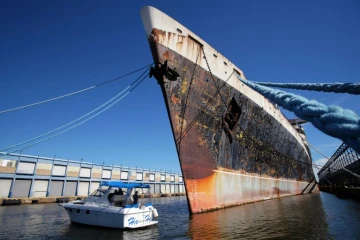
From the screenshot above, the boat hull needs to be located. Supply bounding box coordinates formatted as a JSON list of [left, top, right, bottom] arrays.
[[62, 204, 157, 229], [141, 6, 316, 214]]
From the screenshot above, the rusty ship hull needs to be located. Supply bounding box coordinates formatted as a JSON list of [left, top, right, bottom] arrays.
[[141, 6, 315, 214]]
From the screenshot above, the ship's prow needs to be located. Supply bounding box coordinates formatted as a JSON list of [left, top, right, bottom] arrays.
[[141, 6, 176, 37], [140, 6, 316, 214], [140, 6, 154, 36]]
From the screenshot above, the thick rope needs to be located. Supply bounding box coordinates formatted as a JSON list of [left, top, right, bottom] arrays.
[[252, 82, 360, 95], [235, 74, 360, 154]]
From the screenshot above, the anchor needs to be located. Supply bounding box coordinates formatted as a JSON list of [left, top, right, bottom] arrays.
[[149, 60, 180, 84]]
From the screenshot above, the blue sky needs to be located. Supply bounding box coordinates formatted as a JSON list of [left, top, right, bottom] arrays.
[[0, 0, 359, 173]]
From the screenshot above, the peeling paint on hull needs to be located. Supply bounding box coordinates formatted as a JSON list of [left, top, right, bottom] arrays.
[[141, 6, 315, 214], [186, 170, 310, 213]]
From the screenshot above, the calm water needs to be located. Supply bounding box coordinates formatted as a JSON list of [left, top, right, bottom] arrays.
[[0, 192, 359, 240]]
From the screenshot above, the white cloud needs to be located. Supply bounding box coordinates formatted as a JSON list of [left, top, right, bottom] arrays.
[[315, 158, 329, 168]]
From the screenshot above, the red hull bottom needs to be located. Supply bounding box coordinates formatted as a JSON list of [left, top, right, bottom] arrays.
[[186, 170, 314, 213]]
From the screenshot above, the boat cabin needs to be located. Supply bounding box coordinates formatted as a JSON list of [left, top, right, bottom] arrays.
[[86, 181, 152, 208]]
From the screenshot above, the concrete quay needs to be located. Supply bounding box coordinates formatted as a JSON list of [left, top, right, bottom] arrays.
[[0, 193, 186, 206]]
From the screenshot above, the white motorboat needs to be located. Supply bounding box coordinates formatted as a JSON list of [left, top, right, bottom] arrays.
[[61, 181, 159, 229]]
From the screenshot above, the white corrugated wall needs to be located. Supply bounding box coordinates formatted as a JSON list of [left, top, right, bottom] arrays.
[[0, 179, 12, 197], [33, 180, 49, 197], [77, 181, 89, 196], [90, 181, 100, 194], [49, 181, 64, 196], [64, 181, 77, 196], [12, 179, 31, 197]]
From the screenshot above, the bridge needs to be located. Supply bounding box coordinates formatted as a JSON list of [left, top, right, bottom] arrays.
[[317, 143, 360, 198]]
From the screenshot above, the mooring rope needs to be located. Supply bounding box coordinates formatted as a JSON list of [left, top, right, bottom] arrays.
[[252, 82, 360, 95], [235, 74, 360, 154], [0, 67, 151, 157], [0, 63, 153, 114]]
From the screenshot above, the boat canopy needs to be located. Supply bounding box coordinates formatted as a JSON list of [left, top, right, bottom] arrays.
[[99, 181, 150, 189]]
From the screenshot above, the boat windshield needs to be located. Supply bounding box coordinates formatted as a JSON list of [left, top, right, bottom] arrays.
[[90, 188, 107, 197]]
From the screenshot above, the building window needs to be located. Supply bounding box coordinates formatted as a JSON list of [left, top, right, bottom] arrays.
[[102, 170, 111, 179], [16, 162, 35, 175], [79, 168, 91, 178], [149, 173, 155, 182], [136, 172, 143, 181], [160, 174, 165, 182], [121, 171, 128, 180], [52, 165, 66, 176]]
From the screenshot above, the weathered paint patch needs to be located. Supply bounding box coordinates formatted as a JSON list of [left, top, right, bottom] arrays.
[[185, 170, 311, 213]]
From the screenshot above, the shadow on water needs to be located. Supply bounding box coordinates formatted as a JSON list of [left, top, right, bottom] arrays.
[[188, 193, 332, 240], [0, 193, 360, 240]]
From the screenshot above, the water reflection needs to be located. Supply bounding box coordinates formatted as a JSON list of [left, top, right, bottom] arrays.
[[0, 193, 359, 240], [320, 192, 360, 239], [188, 193, 332, 240], [62, 223, 160, 240]]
